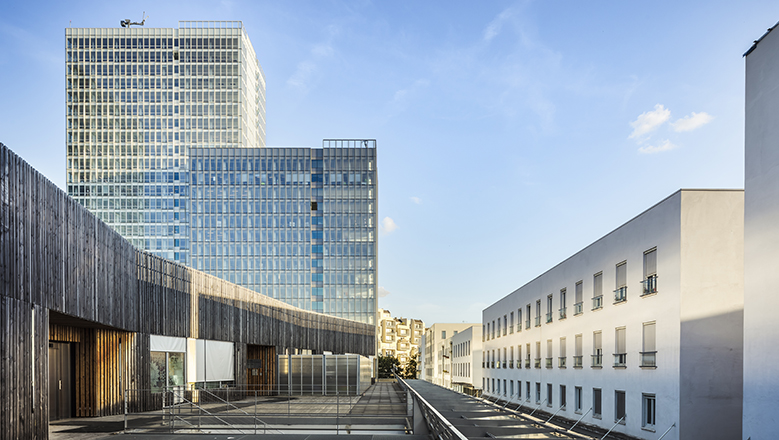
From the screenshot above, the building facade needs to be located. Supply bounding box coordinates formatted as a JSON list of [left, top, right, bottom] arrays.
[[64, 22, 377, 324], [482, 190, 744, 440], [449, 325, 482, 395], [377, 308, 424, 366], [744, 22, 779, 439], [422, 323, 480, 387]]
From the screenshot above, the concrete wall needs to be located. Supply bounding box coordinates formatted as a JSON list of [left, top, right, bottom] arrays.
[[483, 191, 684, 439], [744, 23, 779, 439], [449, 325, 483, 389], [679, 191, 744, 440]]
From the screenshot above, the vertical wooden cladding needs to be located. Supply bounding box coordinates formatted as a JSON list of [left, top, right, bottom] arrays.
[[246, 345, 276, 390], [48, 323, 141, 418], [0, 142, 374, 439]]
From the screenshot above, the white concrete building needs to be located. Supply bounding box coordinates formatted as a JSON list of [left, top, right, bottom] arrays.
[[482, 189, 743, 440], [422, 323, 479, 387], [377, 308, 424, 366], [449, 325, 483, 395], [744, 22, 779, 439]]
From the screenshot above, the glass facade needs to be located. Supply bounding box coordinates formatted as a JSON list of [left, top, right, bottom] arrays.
[[65, 23, 376, 324], [189, 141, 377, 323]]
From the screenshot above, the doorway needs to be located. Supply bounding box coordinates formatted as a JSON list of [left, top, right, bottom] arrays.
[[48, 342, 73, 420]]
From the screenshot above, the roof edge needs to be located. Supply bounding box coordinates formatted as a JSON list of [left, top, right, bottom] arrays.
[[744, 20, 779, 57]]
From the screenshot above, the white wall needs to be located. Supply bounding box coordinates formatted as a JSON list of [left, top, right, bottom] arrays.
[[744, 23, 779, 439]]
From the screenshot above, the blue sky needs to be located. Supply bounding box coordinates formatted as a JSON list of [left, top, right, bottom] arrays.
[[0, 1, 776, 325]]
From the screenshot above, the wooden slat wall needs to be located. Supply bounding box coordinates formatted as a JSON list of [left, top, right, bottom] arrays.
[[0, 142, 376, 440]]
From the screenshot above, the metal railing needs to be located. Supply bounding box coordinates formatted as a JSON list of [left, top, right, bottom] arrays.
[[545, 358, 553, 369], [558, 356, 566, 368], [559, 307, 567, 319], [640, 351, 657, 367], [534, 358, 541, 369], [396, 375, 468, 440], [573, 356, 583, 368], [642, 275, 658, 296], [525, 359, 531, 369], [509, 360, 514, 369], [614, 286, 627, 303], [122, 384, 401, 435], [592, 295, 603, 310], [574, 302, 583, 315], [535, 316, 541, 327], [614, 353, 627, 367], [591, 354, 603, 367], [546, 312, 553, 323]]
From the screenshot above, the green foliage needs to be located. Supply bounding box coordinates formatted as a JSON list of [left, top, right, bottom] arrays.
[[401, 353, 419, 379], [378, 355, 400, 378]]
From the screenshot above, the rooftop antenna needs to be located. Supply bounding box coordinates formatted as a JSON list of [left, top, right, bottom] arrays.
[[121, 12, 147, 28]]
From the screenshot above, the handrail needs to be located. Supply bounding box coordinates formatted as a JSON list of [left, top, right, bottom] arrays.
[[502, 391, 520, 409], [528, 398, 547, 417], [545, 404, 566, 423], [396, 375, 469, 440], [568, 407, 591, 432], [193, 387, 279, 434], [600, 415, 625, 439], [657, 422, 676, 440], [166, 387, 248, 434]]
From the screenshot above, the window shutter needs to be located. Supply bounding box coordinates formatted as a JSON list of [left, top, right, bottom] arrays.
[[575, 334, 582, 356], [575, 282, 583, 303], [644, 249, 657, 277], [560, 337, 566, 357], [616, 263, 627, 288], [547, 339, 553, 357], [643, 322, 656, 352], [594, 332, 602, 351], [616, 328, 626, 353], [594, 273, 603, 297]]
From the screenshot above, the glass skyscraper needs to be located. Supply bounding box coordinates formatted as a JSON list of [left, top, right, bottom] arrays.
[[65, 22, 377, 324]]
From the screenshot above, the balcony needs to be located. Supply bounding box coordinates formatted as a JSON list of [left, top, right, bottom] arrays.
[[535, 316, 541, 327], [525, 359, 531, 369], [545, 357, 553, 369], [559, 307, 567, 320], [592, 295, 603, 310], [591, 354, 603, 368], [546, 312, 553, 324], [534, 358, 541, 369], [614, 286, 627, 304], [574, 302, 583, 315], [573, 355, 583, 368], [558, 356, 566, 368], [642, 275, 658, 296], [613, 353, 627, 368], [640, 351, 657, 368]]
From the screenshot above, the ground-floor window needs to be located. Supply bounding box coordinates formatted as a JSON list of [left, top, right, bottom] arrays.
[[574, 386, 582, 412], [150, 351, 185, 393], [615, 390, 626, 423], [593, 388, 602, 418], [547, 383, 553, 406], [560, 384, 566, 409], [642, 393, 656, 429]]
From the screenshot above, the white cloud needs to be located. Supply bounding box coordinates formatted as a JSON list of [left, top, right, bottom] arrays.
[[378, 286, 391, 298], [670, 112, 713, 132], [483, 8, 513, 42], [380, 217, 398, 235], [638, 139, 678, 154], [629, 104, 671, 140], [410, 196, 422, 205]]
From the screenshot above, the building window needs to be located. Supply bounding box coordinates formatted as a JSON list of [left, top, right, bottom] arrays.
[[642, 321, 657, 368], [642, 393, 656, 429], [546, 295, 553, 323], [560, 385, 567, 409], [535, 300, 542, 327], [526, 381, 531, 401], [547, 383, 553, 406], [559, 288, 567, 319], [518, 308, 523, 332], [615, 390, 626, 423], [535, 341, 542, 368], [536, 382, 541, 403], [525, 343, 531, 369], [503, 315, 507, 335], [615, 262, 627, 303], [526, 304, 531, 329], [614, 327, 627, 368], [510, 380, 514, 398], [546, 339, 553, 369], [574, 334, 583, 368], [593, 388, 602, 419], [497, 319, 501, 338], [592, 331, 603, 367], [592, 272, 603, 310], [574, 386, 582, 413], [574, 281, 584, 315], [510, 312, 515, 334], [516, 345, 521, 369], [442, 330, 447, 339], [643, 248, 658, 295], [559, 337, 567, 368], [510, 346, 514, 369]]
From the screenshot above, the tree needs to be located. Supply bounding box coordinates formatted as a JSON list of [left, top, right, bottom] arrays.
[[377, 355, 400, 378], [402, 353, 419, 379]]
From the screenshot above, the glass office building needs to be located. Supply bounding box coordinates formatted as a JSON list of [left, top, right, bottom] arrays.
[[65, 22, 377, 324]]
